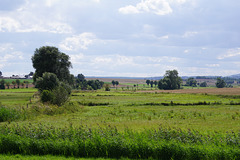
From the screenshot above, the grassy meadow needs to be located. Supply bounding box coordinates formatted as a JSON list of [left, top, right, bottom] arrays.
[[0, 84, 240, 159]]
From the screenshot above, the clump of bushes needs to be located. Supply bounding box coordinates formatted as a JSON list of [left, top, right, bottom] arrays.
[[36, 72, 71, 106], [0, 106, 21, 122]]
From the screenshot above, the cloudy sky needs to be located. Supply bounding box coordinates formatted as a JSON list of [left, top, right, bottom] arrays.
[[0, 0, 240, 77]]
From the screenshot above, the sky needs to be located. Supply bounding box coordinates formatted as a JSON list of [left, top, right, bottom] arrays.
[[0, 0, 240, 77]]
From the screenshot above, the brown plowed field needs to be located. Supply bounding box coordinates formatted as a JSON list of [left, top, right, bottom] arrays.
[[140, 88, 240, 95], [87, 78, 240, 95]]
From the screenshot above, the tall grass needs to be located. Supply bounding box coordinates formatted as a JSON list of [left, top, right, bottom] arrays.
[[0, 106, 21, 122], [0, 124, 239, 159]]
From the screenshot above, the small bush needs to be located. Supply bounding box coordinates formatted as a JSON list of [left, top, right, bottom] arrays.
[[0, 106, 21, 122], [40, 90, 53, 103], [51, 83, 71, 106], [104, 84, 110, 91]]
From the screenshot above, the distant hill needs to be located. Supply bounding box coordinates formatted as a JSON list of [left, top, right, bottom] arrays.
[[229, 74, 240, 79]]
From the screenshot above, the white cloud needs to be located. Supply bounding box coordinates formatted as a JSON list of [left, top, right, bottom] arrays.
[[0, 15, 72, 33], [45, 0, 59, 7], [92, 0, 100, 3], [119, 0, 173, 15], [0, 0, 73, 34], [70, 53, 84, 64], [119, 0, 187, 15], [119, 5, 140, 14], [205, 64, 220, 67], [60, 33, 97, 51], [218, 48, 240, 60], [148, 56, 181, 63], [0, 44, 25, 73], [160, 35, 169, 39], [0, 17, 20, 32], [182, 31, 198, 38], [94, 57, 112, 63]]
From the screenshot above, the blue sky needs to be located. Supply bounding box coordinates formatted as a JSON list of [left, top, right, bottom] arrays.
[[0, 0, 240, 77]]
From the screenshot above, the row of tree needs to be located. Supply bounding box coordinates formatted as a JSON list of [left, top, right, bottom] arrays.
[[185, 78, 207, 87], [111, 80, 119, 87], [146, 71, 229, 90], [146, 80, 158, 88], [0, 79, 30, 89], [145, 70, 182, 90], [75, 74, 104, 90]]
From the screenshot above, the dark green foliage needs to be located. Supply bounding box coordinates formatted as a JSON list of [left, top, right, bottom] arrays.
[[216, 77, 226, 88], [37, 73, 71, 106], [154, 80, 158, 87], [51, 83, 71, 106], [150, 80, 154, 88], [32, 46, 72, 83], [186, 77, 197, 87], [0, 106, 20, 122], [77, 74, 85, 81], [16, 79, 20, 88], [12, 81, 16, 88], [87, 80, 104, 90], [200, 82, 207, 87], [158, 70, 182, 90], [24, 81, 29, 88], [5, 82, 10, 89], [75, 74, 104, 90], [40, 90, 54, 103], [146, 80, 150, 86], [111, 80, 115, 87], [104, 84, 110, 91], [0, 124, 239, 159], [35, 72, 60, 92], [0, 79, 5, 89], [115, 81, 119, 87]]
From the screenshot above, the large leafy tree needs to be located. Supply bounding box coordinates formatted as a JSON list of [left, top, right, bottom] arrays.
[[112, 80, 116, 87], [146, 80, 150, 87], [0, 79, 5, 89], [186, 77, 197, 87], [16, 79, 20, 89], [158, 70, 182, 90], [32, 46, 72, 83], [216, 77, 226, 88]]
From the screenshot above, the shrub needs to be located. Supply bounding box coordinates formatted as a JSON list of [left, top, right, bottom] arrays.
[[51, 83, 71, 106], [104, 84, 110, 91], [0, 79, 5, 89], [0, 106, 21, 122], [40, 90, 53, 103], [35, 72, 60, 92], [37, 73, 71, 106]]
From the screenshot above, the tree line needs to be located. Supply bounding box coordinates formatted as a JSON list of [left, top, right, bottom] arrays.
[[0, 79, 30, 89], [145, 70, 182, 90], [145, 72, 228, 89]]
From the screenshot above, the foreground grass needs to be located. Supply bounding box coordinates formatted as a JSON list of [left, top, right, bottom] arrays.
[[0, 154, 119, 160], [0, 124, 239, 159], [1, 88, 240, 159]]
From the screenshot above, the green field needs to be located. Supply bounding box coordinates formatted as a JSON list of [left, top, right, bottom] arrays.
[[1, 79, 33, 83], [0, 88, 240, 159]]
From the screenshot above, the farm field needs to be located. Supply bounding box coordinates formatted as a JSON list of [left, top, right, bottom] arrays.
[[0, 86, 240, 159]]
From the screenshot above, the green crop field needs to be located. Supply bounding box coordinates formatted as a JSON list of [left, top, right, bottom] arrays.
[[0, 87, 240, 159], [2, 79, 33, 83]]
